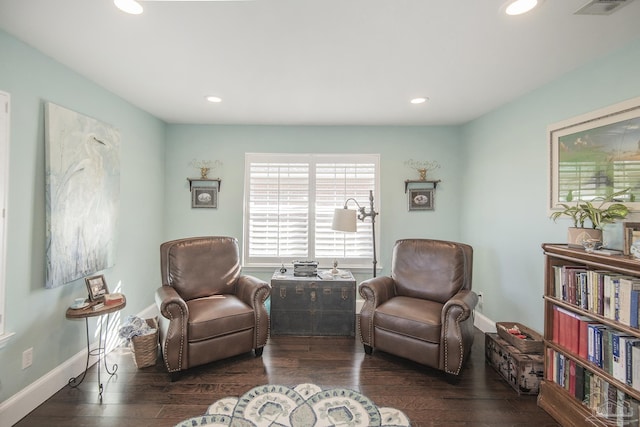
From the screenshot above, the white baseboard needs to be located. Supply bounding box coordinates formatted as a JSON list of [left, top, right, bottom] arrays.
[[0, 303, 157, 427], [473, 310, 496, 333]]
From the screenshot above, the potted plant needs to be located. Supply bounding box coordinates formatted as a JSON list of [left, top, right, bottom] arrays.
[[550, 188, 631, 248]]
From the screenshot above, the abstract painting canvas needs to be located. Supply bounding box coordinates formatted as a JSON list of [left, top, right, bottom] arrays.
[[44, 102, 120, 288]]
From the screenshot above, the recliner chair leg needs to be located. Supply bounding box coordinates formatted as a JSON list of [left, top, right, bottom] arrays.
[[363, 344, 373, 354], [254, 347, 264, 357]]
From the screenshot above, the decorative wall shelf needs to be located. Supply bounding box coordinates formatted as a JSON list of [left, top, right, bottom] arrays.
[[187, 178, 221, 191], [404, 179, 440, 193]]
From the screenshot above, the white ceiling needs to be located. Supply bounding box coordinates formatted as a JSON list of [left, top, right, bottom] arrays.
[[1, 0, 640, 126]]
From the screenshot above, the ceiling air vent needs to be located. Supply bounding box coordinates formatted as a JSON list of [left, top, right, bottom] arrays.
[[574, 0, 634, 15]]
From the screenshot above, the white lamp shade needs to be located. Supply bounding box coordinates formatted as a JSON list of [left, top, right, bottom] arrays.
[[332, 208, 357, 232]]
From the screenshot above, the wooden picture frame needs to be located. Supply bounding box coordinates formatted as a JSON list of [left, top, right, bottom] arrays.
[[622, 222, 640, 256], [548, 96, 640, 213], [191, 186, 218, 208], [85, 274, 109, 301], [408, 188, 434, 211]]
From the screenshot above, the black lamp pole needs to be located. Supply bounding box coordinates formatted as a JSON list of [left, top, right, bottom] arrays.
[[353, 190, 378, 277]]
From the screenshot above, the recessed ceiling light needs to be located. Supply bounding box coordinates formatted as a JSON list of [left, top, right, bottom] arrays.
[[114, 0, 143, 15], [410, 97, 428, 104], [205, 96, 222, 103], [504, 0, 540, 15]]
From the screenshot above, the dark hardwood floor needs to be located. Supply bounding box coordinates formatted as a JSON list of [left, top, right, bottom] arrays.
[[15, 329, 560, 426]]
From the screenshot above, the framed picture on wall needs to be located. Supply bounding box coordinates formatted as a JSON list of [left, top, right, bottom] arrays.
[[85, 274, 109, 301], [192, 186, 218, 208], [548, 96, 640, 213], [408, 189, 434, 211]]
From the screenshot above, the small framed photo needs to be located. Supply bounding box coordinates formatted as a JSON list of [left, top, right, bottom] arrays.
[[192, 186, 218, 208], [85, 275, 109, 301], [623, 222, 640, 256], [408, 188, 434, 211]]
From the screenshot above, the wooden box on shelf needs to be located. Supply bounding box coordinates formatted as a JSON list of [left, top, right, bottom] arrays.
[[538, 244, 640, 427], [485, 332, 544, 395]]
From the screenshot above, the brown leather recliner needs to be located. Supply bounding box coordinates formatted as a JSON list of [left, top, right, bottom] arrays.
[[359, 239, 477, 375], [154, 236, 271, 375]]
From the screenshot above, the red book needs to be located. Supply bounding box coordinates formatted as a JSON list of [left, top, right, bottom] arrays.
[[578, 316, 596, 359], [556, 306, 580, 353]]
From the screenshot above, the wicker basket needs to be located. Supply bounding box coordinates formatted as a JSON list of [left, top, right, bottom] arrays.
[[496, 322, 543, 354], [130, 317, 159, 368]]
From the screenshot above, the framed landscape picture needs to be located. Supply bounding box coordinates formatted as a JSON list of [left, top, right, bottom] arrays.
[[548, 96, 640, 213]]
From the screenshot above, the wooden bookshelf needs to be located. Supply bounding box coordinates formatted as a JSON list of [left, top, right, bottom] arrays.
[[539, 244, 640, 426]]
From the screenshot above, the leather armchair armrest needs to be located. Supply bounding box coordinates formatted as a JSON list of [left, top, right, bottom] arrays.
[[155, 285, 188, 318], [442, 289, 478, 321], [358, 276, 396, 348], [236, 275, 271, 308], [236, 275, 271, 348], [154, 285, 189, 372], [358, 276, 395, 307], [440, 289, 478, 375]]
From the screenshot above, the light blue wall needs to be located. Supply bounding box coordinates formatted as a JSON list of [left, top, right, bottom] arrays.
[[461, 37, 640, 331], [0, 30, 165, 402], [164, 124, 464, 283]]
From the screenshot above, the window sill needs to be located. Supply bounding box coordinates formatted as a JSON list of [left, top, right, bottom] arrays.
[[0, 331, 15, 349]]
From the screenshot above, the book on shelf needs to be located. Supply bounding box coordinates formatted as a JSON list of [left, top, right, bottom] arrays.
[[633, 345, 640, 392], [631, 289, 640, 329], [546, 347, 640, 416], [611, 332, 634, 383], [623, 337, 640, 388], [616, 277, 640, 326], [603, 274, 621, 320], [553, 306, 580, 353]]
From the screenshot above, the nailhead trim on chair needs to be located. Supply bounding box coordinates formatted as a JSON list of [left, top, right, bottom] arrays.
[[358, 286, 377, 348], [163, 304, 186, 373], [253, 289, 265, 348], [443, 309, 465, 375]]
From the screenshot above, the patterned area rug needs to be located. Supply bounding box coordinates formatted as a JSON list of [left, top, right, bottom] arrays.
[[175, 383, 411, 426]]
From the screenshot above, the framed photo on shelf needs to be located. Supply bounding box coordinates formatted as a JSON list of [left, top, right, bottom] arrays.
[[408, 188, 434, 211], [623, 222, 640, 256], [191, 186, 218, 208], [85, 274, 109, 301]]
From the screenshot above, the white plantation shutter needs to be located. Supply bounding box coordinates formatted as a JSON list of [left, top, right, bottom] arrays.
[[244, 153, 379, 268]]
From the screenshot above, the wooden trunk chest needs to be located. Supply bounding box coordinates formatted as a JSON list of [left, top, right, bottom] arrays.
[[270, 270, 356, 336], [485, 332, 544, 395]]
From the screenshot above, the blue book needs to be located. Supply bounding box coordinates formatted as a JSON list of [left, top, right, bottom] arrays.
[[631, 289, 640, 328], [625, 338, 640, 386]]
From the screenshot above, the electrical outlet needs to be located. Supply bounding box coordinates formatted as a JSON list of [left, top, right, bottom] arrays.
[[22, 347, 33, 369]]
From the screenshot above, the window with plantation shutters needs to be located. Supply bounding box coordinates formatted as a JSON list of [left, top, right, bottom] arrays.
[[244, 153, 379, 268]]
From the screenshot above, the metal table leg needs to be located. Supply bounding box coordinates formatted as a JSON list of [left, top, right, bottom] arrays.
[[67, 313, 118, 400]]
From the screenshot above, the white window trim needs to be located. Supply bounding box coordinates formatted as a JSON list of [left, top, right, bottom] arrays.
[[0, 91, 12, 347], [243, 153, 380, 270]]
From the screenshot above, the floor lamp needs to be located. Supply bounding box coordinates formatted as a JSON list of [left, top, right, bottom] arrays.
[[331, 190, 378, 277]]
